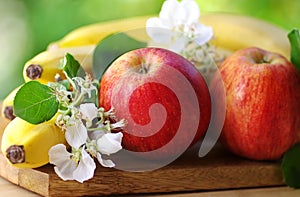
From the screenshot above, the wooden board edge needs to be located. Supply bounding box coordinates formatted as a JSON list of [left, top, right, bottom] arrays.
[[19, 168, 49, 196], [0, 154, 49, 196], [0, 150, 286, 197], [0, 154, 19, 184]]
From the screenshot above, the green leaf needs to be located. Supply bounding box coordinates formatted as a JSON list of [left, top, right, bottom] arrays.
[[93, 32, 147, 80], [288, 29, 300, 70], [63, 53, 86, 79], [281, 143, 300, 188], [13, 81, 59, 124]]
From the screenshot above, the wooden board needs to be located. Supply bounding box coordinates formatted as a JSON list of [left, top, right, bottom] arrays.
[[0, 103, 285, 197], [0, 144, 285, 197]]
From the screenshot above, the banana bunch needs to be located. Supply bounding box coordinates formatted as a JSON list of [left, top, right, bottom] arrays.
[[1, 46, 95, 120], [200, 13, 290, 58], [1, 13, 290, 169], [1, 85, 20, 120], [48, 15, 151, 48], [1, 116, 66, 168], [48, 13, 290, 58], [23, 45, 95, 84]]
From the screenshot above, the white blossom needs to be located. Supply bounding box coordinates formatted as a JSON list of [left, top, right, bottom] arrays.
[[92, 132, 123, 168], [49, 144, 96, 183], [97, 132, 123, 155], [50, 105, 125, 183], [79, 103, 98, 121], [72, 147, 96, 183], [65, 121, 88, 149], [146, 0, 213, 52], [79, 103, 98, 127], [49, 144, 75, 181], [94, 132, 123, 169], [47, 53, 126, 183], [73, 76, 97, 98], [97, 153, 115, 168]]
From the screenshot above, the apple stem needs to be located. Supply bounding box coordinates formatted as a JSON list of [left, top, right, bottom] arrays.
[[257, 57, 270, 64], [288, 28, 300, 71], [138, 62, 149, 74]]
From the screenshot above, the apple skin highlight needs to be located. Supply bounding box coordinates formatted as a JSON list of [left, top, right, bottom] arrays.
[[216, 47, 300, 161], [99, 47, 211, 159]]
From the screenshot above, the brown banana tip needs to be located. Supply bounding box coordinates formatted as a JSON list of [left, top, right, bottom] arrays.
[[26, 64, 43, 79], [6, 145, 25, 164], [3, 106, 15, 120]]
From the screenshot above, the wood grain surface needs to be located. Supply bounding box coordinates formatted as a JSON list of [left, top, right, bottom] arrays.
[[0, 141, 285, 196], [0, 102, 288, 197]]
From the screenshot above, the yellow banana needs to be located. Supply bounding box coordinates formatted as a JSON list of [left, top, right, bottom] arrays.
[[22, 13, 288, 87], [1, 116, 66, 168], [23, 45, 95, 84], [48, 13, 290, 58], [200, 13, 290, 58], [1, 85, 21, 121], [48, 15, 152, 49]]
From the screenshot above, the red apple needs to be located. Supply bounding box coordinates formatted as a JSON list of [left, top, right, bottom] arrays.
[[216, 47, 300, 160], [99, 47, 211, 160]]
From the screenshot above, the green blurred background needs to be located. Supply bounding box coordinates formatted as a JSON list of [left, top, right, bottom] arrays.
[[0, 0, 299, 99]]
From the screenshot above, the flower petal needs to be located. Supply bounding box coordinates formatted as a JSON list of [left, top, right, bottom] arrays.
[[159, 0, 179, 24], [79, 103, 98, 122], [97, 153, 115, 168], [146, 17, 164, 28], [169, 36, 187, 53], [194, 24, 214, 45], [97, 132, 123, 155], [146, 18, 173, 44], [65, 121, 88, 148], [49, 144, 73, 167], [73, 149, 96, 183], [181, 0, 200, 24], [49, 144, 77, 181], [88, 129, 105, 141]]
